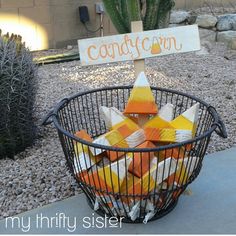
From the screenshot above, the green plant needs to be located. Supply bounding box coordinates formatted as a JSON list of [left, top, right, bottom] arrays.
[[102, 0, 175, 33], [0, 30, 37, 159]]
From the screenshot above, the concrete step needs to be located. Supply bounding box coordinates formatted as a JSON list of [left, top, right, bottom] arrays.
[[1, 147, 236, 234]]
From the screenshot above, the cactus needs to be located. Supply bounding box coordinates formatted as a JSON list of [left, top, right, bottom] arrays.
[[0, 30, 37, 159], [102, 0, 175, 33]]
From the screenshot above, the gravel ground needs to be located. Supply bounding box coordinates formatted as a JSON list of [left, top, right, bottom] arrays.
[[0, 40, 235, 220]]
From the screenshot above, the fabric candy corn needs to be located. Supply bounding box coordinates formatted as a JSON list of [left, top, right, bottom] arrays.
[[128, 141, 156, 178], [124, 72, 158, 115], [73, 130, 101, 174], [83, 157, 132, 193]]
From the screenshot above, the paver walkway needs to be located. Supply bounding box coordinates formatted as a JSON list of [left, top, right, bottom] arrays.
[[1, 147, 236, 234]]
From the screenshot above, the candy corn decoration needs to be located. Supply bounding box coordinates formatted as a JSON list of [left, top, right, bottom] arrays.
[[73, 130, 101, 174], [159, 146, 186, 160], [128, 158, 159, 196], [170, 103, 200, 141], [123, 72, 158, 116], [100, 106, 139, 132], [122, 157, 177, 198], [89, 129, 124, 156], [144, 103, 174, 141], [92, 129, 145, 161], [107, 129, 146, 161], [167, 156, 199, 187], [128, 141, 156, 178], [83, 157, 132, 193], [151, 37, 162, 55]]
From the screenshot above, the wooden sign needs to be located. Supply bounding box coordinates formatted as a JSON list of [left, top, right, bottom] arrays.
[[78, 25, 200, 66]]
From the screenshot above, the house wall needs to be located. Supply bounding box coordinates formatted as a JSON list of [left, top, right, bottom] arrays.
[[0, 0, 235, 50]]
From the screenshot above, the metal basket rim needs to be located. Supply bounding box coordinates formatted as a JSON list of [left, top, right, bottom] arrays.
[[52, 85, 219, 153]]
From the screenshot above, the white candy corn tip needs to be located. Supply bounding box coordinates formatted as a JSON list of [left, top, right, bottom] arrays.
[[159, 103, 174, 121], [175, 130, 192, 142], [129, 201, 141, 221], [110, 157, 132, 180], [100, 106, 125, 127], [100, 106, 112, 128], [134, 72, 150, 87], [182, 103, 200, 123]]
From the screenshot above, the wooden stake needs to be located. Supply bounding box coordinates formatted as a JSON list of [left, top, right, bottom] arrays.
[[131, 21, 145, 78], [131, 21, 148, 127]]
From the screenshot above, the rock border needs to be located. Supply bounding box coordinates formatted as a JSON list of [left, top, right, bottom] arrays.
[[170, 11, 236, 50]]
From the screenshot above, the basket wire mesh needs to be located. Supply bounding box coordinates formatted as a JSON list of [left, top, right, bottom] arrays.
[[44, 86, 227, 223]]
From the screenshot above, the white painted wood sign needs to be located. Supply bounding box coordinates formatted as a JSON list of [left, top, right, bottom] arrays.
[[78, 25, 200, 66]]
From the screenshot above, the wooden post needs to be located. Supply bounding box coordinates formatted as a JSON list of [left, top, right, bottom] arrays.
[[131, 21, 145, 78], [131, 21, 148, 127]]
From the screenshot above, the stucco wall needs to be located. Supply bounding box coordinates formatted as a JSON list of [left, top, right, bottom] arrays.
[[0, 0, 235, 50]]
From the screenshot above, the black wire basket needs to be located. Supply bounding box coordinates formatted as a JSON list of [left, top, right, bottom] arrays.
[[43, 86, 227, 223]]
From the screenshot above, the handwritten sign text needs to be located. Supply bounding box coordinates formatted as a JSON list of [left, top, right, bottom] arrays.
[[78, 25, 200, 66]]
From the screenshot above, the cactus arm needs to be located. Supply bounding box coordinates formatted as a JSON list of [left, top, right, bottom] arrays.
[[121, 0, 131, 31], [144, 0, 161, 30], [155, 0, 175, 29], [126, 0, 142, 22], [115, 0, 122, 13], [102, 0, 129, 33]]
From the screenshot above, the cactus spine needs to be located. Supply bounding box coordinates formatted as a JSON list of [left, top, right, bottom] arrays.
[[102, 0, 175, 33], [0, 30, 37, 159]]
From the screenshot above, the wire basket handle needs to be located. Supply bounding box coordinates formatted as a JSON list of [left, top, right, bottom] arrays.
[[214, 119, 227, 139], [208, 106, 227, 139], [41, 98, 69, 126]]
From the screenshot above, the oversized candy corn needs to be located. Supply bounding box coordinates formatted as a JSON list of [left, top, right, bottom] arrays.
[[73, 130, 101, 174], [170, 103, 200, 141], [100, 106, 140, 132], [90, 124, 138, 156], [167, 156, 199, 187], [83, 157, 132, 193], [128, 141, 156, 178], [123, 157, 177, 197], [107, 129, 146, 161], [144, 103, 174, 142], [144, 103, 200, 143], [123, 72, 158, 115], [158, 145, 186, 160], [91, 106, 141, 156]]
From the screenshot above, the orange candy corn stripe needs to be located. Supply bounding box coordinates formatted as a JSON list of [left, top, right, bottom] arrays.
[[128, 141, 156, 178]]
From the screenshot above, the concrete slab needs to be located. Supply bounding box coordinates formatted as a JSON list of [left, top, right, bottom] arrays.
[[1, 147, 236, 234]]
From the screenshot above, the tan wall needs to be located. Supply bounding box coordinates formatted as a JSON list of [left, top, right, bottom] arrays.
[[0, 0, 235, 50]]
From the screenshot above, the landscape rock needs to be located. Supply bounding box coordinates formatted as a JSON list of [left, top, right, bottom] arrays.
[[196, 15, 218, 29], [216, 31, 236, 44], [170, 11, 190, 24], [199, 28, 216, 42], [187, 15, 197, 25], [217, 14, 236, 31], [228, 39, 236, 50]]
